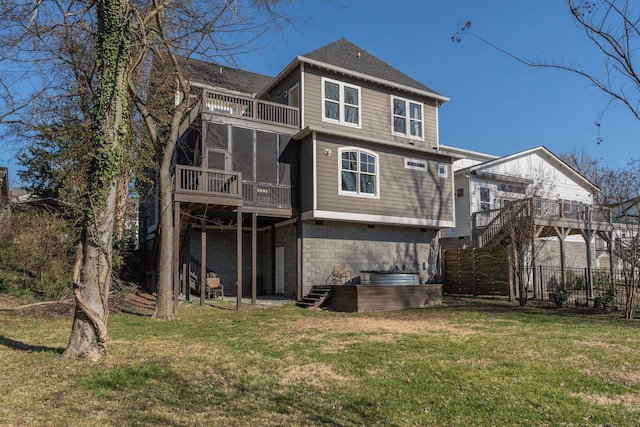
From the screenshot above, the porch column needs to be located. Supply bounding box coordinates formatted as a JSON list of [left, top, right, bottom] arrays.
[[173, 201, 180, 314], [582, 229, 594, 302], [200, 219, 206, 306], [184, 231, 191, 302], [608, 230, 615, 289], [296, 217, 303, 301], [236, 207, 243, 311], [555, 227, 569, 285], [251, 213, 257, 305]]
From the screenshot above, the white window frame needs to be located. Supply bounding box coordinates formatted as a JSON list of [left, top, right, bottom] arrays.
[[404, 158, 428, 171], [391, 96, 424, 141], [287, 83, 299, 108], [438, 164, 447, 178], [322, 77, 361, 128], [338, 147, 379, 199]]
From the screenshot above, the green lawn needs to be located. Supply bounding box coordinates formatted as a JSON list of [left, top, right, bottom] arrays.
[[1, 297, 639, 426]]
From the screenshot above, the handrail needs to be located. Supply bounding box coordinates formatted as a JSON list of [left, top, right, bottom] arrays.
[[202, 88, 299, 128], [474, 197, 613, 247], [175, 165, 242, 198]]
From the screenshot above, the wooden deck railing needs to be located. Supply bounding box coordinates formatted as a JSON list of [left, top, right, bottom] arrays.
[[203, 89, 299, 128], [242, 182, 292, 207], [175, 165, 292, 208], [175, 165, 242, 198], [473, 198, 612, 247]]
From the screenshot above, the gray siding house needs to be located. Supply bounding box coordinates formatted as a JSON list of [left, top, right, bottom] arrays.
[[141, 39, 456, 302]]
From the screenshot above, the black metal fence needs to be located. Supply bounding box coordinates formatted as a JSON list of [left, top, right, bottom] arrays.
[[532, 265, 630, 308]]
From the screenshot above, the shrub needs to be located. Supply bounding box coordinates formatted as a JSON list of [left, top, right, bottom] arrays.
[[550, 281, 570, 308], [0, 205, 79, 300]]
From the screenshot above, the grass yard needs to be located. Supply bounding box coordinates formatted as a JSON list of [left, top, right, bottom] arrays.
[[1, 296, 640, 426]]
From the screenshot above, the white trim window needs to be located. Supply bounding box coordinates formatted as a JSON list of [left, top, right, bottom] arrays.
[[322, 78, 361, 127], [404, 158, 428, 171], [391, 96, 423, 140], [438, 164, 447, 178], [339, 147, 379, 198]]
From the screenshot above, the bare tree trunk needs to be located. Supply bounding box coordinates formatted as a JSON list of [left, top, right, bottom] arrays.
[[152, 154, 175, 320], [63, 0, 130, 360]]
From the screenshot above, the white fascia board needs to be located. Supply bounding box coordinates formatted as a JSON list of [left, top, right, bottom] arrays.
[[299, 57, 450, 103], [301, 210, 455, 229], [258, 56, 450, 104], [293, 125, 464, 159]]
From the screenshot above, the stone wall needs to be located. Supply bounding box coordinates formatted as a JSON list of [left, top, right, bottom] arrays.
[[301, 220, 439, 296]]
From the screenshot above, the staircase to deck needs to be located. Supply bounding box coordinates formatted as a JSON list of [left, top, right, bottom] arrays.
[[474, 199, 532, 248], [296, 285, 333, 309]]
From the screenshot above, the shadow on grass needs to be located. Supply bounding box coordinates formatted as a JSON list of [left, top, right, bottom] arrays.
[[0, 335, 65, 354], [68, 361, 376, 426], [441, 295, 634, 322]]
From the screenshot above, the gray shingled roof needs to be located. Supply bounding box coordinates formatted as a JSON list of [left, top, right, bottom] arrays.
[[184, 56, 273, 95], [301, 38, 443, 96]]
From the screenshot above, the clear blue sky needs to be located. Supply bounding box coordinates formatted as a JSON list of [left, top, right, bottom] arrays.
[[3, 0, 637, 188]]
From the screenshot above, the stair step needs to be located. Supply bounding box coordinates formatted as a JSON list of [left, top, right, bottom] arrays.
[[296, 301, 315, 308]]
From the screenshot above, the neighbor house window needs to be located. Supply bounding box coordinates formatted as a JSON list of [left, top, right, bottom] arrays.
[[480, 187, 491, 211], [438, 164, 447, 178], [392, 96, 423, 140], [339, 148, 378, 197], [322, 78, 360, 127]]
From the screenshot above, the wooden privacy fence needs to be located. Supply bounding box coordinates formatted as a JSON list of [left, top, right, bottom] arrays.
[[443, 247, 510, 296]]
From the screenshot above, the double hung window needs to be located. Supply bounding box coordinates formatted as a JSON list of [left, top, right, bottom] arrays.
[[323, 78, 360, 127], [392, 97, 423, 140], [480, 187, 491, 211], [339, 148, 378, 197]]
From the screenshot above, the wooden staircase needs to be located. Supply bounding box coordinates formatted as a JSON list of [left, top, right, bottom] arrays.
[[296, 285, 333, 309]]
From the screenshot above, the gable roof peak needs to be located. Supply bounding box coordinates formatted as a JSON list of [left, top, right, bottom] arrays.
[[297, 38, 447, 101]]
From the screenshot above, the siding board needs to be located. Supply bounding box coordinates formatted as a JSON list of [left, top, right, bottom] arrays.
[[303, 66, 440, 149], [314, 135, 453, 222]]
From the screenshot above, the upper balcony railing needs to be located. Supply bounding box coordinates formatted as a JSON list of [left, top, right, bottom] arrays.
[[202, 89, 299, 128]]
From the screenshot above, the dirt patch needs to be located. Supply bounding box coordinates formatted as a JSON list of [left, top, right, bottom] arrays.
[[278, 362, 352, 391], [573, 392, 640, 410], [287, 316, 475, 337]]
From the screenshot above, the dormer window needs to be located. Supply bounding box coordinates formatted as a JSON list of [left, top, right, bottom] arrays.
[[391, 96, 423, 140], [322, 78, 361, 127]]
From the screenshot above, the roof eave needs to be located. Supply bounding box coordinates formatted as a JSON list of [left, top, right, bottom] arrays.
[[258, 56, 450, 104]]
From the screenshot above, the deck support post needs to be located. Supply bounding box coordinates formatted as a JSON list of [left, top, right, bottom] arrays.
[[251, 213, 257, 305], [582, 229, 594, 302], [236, 207, 243, 311], [554, 227, 569, 285], [608, 230, 615, 289], [173, 201, 181, 314], [296, 217, 302, 302], [184, 232, 191, 302], [200, 218, 206, 306]]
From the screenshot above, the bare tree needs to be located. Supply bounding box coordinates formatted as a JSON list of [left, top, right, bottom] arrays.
[[0, 1, 134, 358], [63, 0, 131, 359], [454, 1, 640, 127], [127, 0, 293, 319], [599, 160, 640, 319]]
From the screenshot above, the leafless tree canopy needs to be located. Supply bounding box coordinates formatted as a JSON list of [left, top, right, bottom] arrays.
[[454, 1, 640, 121]]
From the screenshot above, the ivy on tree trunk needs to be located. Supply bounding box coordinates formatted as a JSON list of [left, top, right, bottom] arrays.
[[63, 0, 131, 360]]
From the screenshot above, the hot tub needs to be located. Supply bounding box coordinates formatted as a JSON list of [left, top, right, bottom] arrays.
[[359, 270, 420, 286]]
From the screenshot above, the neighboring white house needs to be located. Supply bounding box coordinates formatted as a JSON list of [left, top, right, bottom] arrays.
[[442, 145, 599, 243]]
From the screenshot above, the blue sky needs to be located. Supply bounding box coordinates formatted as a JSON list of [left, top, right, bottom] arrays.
[[3, 0, 637, 188], [244, 0, 638, 168]]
